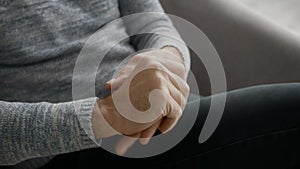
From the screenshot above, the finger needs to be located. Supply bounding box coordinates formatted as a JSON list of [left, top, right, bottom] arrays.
[[105, 81, 112, 91], [113, 55, 143, 79], [107, 75, 128, 92], [168, 74, 190, 99], [168, 81, 187, 109], [139, 119, 163, 145], [128, 54, 144, 65], [115, 133, 140, 156], [159, 58, 186, 79], [116, 64, 135, 77], [159, 96, 183, 134], [106, 64, 136, 91]]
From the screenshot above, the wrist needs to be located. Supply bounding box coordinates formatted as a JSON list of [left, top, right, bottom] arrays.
[[92, 99, 117, 139], [161, 46, 188, 77], [161, 46, 184, 63]]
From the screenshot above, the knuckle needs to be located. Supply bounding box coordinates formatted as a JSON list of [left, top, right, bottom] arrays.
[[178, 63, 185, 72], [175, 105, 183, 118], [142, 57, 162, 70], [185, 83, 190, 93], [141, 55, 153, 63], [149, 62, 162, 71], [180, 81, 189, 93], [178, 108, 183, 117], [181, 95, 187, 104], [133, 54, 144, 60]]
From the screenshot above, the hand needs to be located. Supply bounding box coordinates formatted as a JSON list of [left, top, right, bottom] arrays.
[[93, 47, 190, 155]]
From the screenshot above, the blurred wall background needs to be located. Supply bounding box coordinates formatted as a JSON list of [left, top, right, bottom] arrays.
[[239, 0, 300, 35], [160, 0, 300, 96]]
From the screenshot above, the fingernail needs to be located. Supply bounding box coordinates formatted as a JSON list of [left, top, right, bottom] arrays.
[[106, 78, 115, 84], [140, 138, 150, 145], [162, 130, 168, 134], [161, 128, 170, 134], [116, 147, 125, 156]]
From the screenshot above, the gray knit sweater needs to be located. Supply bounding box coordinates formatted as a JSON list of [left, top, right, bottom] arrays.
[[0, 0, 190, 168]]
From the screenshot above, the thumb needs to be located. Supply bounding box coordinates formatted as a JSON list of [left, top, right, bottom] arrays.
[[106, 75, 127, 92], [105, 79, 112, 91], [139, 119, 162, 145], [115, 133, 140, 156]]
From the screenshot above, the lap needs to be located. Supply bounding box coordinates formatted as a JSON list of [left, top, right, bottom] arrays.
[[42, 83, 300, 169]]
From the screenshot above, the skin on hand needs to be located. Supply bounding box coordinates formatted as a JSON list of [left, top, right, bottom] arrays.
[[93, 47, 189, 155]]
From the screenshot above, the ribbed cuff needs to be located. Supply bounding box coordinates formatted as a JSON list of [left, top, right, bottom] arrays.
[[74, 97, 101, 146]]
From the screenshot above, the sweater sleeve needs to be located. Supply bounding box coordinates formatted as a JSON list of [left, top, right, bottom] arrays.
[[0, 97, 99, 166], [118, 0, 191, 74]]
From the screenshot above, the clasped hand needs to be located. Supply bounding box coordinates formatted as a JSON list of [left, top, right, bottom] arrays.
[[93, 47, 190, 155]]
